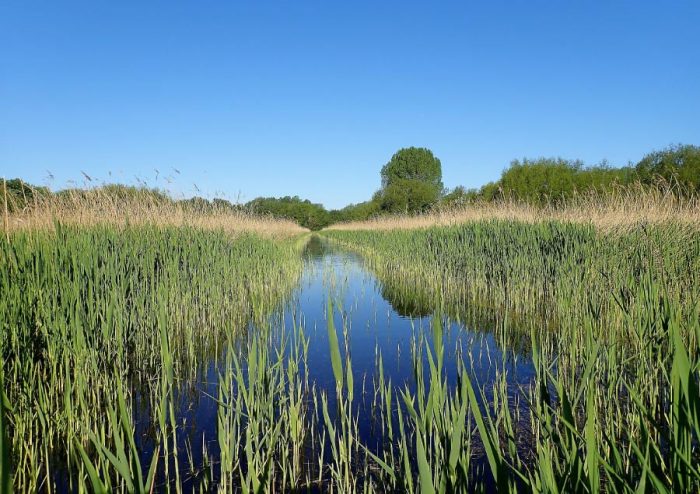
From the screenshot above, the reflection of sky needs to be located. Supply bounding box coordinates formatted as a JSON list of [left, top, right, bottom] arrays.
[[304, 237, 536, 378], [296, 239, 536, 450], [131, 236, 537, 490]]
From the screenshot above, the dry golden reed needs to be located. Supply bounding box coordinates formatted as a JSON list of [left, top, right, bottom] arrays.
[[3, 185, 308, 238], [326, 182, 700, 232]]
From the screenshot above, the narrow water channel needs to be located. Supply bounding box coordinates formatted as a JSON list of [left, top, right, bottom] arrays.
[[129, 235, 538, 491]]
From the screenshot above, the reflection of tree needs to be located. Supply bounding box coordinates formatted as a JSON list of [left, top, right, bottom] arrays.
[[303, 235, 366, 265], [303, 234, 327, 259]]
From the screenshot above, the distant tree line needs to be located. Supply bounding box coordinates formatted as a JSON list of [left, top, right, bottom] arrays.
[[2, 179, 51, 213], [243, 143, 700, 227], [4, 143, 698, 230], [445, 143, 700, 207], [336, 143, 700, 223], [245, 196, 333, 231]]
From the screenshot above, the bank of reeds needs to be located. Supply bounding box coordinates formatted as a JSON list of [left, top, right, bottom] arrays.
[[322, 220, 700, 491], [2, 180, 699, 491], [0, 223, 303, 491], [327, 182, 700, 232], [2, 182, 307, 238]]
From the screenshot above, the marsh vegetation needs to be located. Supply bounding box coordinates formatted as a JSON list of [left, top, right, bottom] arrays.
[[1, 157, 699, 492], [1, 210, 699, 492]]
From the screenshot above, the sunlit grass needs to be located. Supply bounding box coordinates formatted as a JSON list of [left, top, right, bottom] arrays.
[[3, 183, 307, 239], [321, 220, 700, 492], [326, 183, 700, 232], [0, 223, 303, 491]]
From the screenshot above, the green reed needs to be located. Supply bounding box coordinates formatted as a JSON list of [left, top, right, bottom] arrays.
[[2, 217, 698, 492], [0, 223, 302, 492], [323, 221, 700, 492]]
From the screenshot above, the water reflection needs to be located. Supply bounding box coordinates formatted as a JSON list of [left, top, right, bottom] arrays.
[[379, 279, 435, 318], [296, 234, 536, 447], [129, 234, 538, 491]]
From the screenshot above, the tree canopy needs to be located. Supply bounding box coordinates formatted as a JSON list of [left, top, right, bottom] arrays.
[[475, 144, 699, 204], [2, 179, 50, 212], [635, 144, 700, 191], [380, 147, 443, 190], [379, 178, 442, 213], [484, 158, 632, 204], [377, 147, 444, 213], [245, 196, 332, 230]]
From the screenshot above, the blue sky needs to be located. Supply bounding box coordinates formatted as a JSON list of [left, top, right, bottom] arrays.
[[1, 1, 698, 209]]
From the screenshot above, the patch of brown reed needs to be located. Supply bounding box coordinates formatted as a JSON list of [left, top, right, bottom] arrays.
[[3, 186, 308, 238], [326, 182, 700, 233]]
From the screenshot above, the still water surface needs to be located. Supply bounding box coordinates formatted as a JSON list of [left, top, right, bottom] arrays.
[[132, 235, 537, 490]]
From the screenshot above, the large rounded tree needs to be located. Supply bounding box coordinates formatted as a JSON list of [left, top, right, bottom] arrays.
[[379, 147, 443, 213]]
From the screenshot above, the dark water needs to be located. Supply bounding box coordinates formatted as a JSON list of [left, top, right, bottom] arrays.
[[126, 235, 537, 491]]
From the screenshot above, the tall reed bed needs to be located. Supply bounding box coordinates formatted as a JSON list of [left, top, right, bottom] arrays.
[[326, 183, 700, 233], [0, 223, 303, 491], [3, 183, 307, 239], [323, 221, 700, 491], [2, 210, 699, 491]]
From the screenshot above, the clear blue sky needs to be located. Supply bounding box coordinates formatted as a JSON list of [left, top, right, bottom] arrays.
[[1, 1, 698, 209]]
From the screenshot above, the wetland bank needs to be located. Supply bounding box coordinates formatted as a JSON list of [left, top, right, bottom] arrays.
[[1, 216, 699, 493]]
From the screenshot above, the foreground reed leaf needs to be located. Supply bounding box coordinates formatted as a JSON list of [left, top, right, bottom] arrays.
[[327, 297, 344, 390], [416, 432, 435, 494], [74, 441, 108, 494], [463, 373, 504, 489], [584, 385, 599, 493], [0, 369, 12, 494]]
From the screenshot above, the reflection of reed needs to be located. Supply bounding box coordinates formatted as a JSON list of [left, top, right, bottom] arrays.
[[375, 270, 541, 356]]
